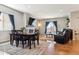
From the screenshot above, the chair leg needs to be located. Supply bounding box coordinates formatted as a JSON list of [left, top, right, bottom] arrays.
[[25, 41, 26, 44], [22, 41, 24, 48], [10, 35, 14, 45], [28, 40, 29, 46], [16, 40, 19, 47], [10, 39, 14, 45], [29, 39, 31, 49], [33, 41, 35, 48]]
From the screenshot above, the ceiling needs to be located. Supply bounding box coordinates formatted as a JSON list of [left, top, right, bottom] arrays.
[[4, 4, 79, 19]]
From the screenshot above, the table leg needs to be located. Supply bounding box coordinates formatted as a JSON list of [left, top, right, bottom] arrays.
[[22, 41, 24, 48], [10, 35, 14, 45], [29, 39, 31, 49], [37, 39, 39, 45], [37, 34, 39, 45], [16, 40, 19, 47]]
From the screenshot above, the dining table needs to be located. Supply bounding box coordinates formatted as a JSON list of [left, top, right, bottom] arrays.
[[10, 33, 37, 49]]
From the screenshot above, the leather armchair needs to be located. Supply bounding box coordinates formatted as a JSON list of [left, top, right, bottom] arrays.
[[54, 29, 73, 44]]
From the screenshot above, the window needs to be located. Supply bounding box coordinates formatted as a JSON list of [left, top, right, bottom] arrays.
[[46, 22, 56, 34], [0, 13, 13, 31]]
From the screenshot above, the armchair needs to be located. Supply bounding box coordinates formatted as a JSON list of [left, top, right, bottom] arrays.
[[54, 29, 73, 44]]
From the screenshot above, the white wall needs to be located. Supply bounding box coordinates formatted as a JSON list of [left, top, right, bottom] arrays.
[[0, 5, 24, 42], [70, 11, 79, 30], [70, 11, 79, 40], [37, 17, 68, 35]]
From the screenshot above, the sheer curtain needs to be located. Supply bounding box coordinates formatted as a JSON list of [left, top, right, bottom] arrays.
[[3, 13, 13, 31], [0, 12, 15, 31], [0, 13, 4, 31]]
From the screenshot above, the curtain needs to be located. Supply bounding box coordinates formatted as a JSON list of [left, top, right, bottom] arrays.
[[53, 21, 57, 33], [45, 22, 49, 34], [28, 17, 35, 25], [0, 12, 4, 30], [9, 14, 15, 30]]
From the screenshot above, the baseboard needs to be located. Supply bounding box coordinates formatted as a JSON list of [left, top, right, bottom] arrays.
[[0, 40, 9, 44]]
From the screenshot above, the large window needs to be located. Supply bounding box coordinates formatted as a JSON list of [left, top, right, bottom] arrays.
[[45, 21, 57, 34], [0, 12, 14, 31], [47, 22, 56, 34]]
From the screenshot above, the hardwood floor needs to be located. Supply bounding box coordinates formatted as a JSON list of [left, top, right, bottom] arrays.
[[43, 40, 79, 55]]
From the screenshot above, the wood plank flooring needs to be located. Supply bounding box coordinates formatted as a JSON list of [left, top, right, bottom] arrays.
[[43, 40, 79, 55]]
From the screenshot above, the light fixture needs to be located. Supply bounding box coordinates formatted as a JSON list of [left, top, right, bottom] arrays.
[[38, 23, 41, 27], [38, 20, 41, 30]]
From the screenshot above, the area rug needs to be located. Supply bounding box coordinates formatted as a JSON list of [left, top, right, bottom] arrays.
[[0, 40, 50, 55]]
